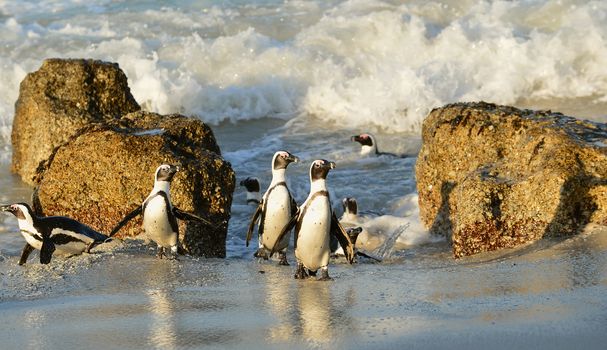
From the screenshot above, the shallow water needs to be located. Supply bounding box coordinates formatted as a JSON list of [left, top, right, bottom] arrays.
[[1, 229, 606, 349]]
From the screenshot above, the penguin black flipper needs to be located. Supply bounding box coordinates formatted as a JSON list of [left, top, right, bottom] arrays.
[[245, 201, 263, 247], [330, 211, 355, 264], [290, 193, 298, 216], [109, 206, 142, 237], [19, 243, 35, 266], [270, 208, 299, 256], [173, 207, 217, 227], [39, 236, 55, 264]]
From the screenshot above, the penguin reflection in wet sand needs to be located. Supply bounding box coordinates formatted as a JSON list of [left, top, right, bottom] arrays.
[[246, 151, 299, 265], [272, 159, 355, 280], [110, 164, 217, 259], [351, 133, 405, 157], [1, 203, 109, 265]]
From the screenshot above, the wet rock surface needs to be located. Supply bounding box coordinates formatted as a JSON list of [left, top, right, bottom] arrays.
[[11, 58, 140, 184], [416, 102, 607, 257], [33, 111, 234, 258]]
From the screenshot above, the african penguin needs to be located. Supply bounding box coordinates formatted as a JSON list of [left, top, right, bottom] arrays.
[[337, 197, 382, 262], [110, 164, 218, 259], [246, 151, 299, 265], [240, 177, 262, 206], [271, 159, 355, 280], [351, 133, 405, 157], [1, 203, 109, 265]]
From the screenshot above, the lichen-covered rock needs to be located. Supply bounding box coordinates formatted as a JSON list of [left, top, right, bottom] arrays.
[[416, 102, 607, 258], [11, 58, 140, 184], [33, 111, 234, 258]]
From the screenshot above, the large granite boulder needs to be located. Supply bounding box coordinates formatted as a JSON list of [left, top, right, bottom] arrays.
[[416, 102, 607, 258], [33, 111, 234, 257], [12, 58, 140, 185]]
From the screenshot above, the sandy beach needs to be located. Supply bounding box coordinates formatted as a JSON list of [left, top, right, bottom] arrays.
[[1, 227, 606, 349]]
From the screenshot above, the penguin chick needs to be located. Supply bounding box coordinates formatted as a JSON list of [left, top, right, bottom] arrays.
[[1, 203, 109, 265]]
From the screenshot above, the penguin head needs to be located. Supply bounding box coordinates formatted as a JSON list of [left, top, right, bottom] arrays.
[[0, 203, 34, 221], [272, 151, 299, 171], [310, 159, 336, 181], [351, 133, 377, 155], [345, 226, 363, 245], [155, 164, 180, 182], [342, 197, 358, 216], [239, 177, 260, 192]]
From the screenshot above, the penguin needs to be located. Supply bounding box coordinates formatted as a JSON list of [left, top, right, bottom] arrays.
[[271, 159, 355, 280], [240, 177, 261, 206], [351, 133, 405, 157], [0, 203, 109, 265], [246, 151, 299, 265], [339, 197, 360, 226], [330, 226, 362, 257], [110, 164, 218, 259], [337, 197, 382, 262]]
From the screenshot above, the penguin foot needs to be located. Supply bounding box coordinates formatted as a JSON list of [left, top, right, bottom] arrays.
[[157, 248, 166, 259], [278, 252, 289, 266], [294, 262, 307, 279], [254, 248, 269, 260], [317, 267, 332, 281]]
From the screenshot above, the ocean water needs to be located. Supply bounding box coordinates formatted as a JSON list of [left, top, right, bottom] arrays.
[[0, 1, 607, 347]]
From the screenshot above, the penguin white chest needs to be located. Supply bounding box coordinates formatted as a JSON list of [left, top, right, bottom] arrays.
[[295, 197, 331, 271], [17, 221, 43, 250], [261, 186, 292, 250], [143, 196, 177, 248]]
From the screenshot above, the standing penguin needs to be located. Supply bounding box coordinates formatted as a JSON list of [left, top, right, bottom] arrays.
[[351, 133, 405, 157], [1, 203, 109, 265], [272, 159, 355, 280], [246, 151, 299, 265], [110, 164, 217, 259]]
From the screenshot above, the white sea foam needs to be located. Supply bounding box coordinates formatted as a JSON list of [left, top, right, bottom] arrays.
[[1, 0, 606, 143]]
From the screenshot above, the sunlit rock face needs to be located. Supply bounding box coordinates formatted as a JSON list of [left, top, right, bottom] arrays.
[[416, 102, 607, 258], [12, 58, 140, 184], [12, 58, 233, 257]]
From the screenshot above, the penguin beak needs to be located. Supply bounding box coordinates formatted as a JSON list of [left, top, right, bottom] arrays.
[[170, 165, 180, 173], [328, 161, 336, 169], [351, 135, 361, 143], [0, 204, 11, 212], [288, 155, 300, 164]]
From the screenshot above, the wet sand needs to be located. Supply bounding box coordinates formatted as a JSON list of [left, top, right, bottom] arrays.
[[1, 228, 606, 350]]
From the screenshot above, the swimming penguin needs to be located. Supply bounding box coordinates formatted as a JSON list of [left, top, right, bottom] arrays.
[[1, 203, 109, 265], [246, 151, 299, 265], [351, 133, 405, 157], [272, 159, 355, 280], [240, 177, 262, 206], [110, 164, 218, 259]]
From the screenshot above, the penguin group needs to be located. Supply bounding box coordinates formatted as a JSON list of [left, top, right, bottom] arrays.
[[243, 131, 400, 280], [1, 130, 394, 281], [245, 154, 356, 280]]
